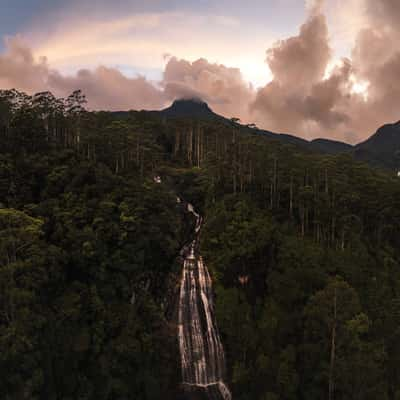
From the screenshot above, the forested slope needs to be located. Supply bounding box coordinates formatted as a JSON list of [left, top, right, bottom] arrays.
[[1, 89, 400, 400]]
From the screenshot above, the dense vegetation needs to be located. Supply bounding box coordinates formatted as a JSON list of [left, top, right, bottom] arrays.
[[1, 89, 400, 400]]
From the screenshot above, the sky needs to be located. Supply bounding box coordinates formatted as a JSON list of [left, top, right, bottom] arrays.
[[0, 0, 399, 143], [0, 0, 307, 86]]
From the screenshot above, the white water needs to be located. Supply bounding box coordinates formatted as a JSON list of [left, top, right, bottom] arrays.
[[178, 203, 232, 400]]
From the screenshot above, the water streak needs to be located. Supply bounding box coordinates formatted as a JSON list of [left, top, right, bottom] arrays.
[[178, 203, 231, 400]]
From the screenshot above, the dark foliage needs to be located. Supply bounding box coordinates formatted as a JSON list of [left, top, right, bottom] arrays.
[[1, 89, 400, 400]]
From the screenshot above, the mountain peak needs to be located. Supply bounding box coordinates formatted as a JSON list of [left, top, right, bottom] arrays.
[[172, 97, 208, 106], [160, 98, 217, 119]]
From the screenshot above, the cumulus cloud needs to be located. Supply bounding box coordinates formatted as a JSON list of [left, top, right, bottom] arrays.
[[251, 13, 341, 137], [0, 37, 254, 119], [0, 36, 164, 110], [0, 37, 255, 117], [365, 0, 400, 30], [350, 0, 400, 124], [48, 67, 164, 110], [163, 57, 254, 120], [0, 37, 50, 93], [252, 0, 400, 142], [268, 13, 330, 87], [306, 0, 325, 16]]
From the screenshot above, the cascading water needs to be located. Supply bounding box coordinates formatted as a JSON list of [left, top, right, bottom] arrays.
[[178, 203, 232, 400]]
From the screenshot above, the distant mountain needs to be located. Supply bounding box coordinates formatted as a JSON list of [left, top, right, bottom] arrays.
[[114, 99, 400, 170], [155, 99, 354, 154], [354, 122, 400, 169], [311, 138, 353, 154], [159, 98, 222, 120]]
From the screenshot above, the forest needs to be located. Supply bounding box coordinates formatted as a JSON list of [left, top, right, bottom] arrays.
[[1, 89, 400, 400]]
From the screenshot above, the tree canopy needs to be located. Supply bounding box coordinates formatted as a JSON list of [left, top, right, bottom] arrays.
[[1, 89, 400, 399]]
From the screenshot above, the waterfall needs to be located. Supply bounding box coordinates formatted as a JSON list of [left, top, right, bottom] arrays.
[[178, 203, 232, 400]]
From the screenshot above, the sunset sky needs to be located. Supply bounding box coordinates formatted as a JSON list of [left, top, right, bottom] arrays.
[[0, 0, 399, 143]]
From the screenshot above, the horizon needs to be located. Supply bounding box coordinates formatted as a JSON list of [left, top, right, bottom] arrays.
[[146, 97, 361, 145], [1, 0, 400, 143], [96, 96, 400, 146]]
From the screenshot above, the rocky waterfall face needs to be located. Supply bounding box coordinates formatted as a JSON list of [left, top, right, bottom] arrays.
[[178, 203, 232, 400]]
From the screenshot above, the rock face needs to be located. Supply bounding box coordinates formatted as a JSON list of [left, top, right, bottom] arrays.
[[177, 203, 231, 400]]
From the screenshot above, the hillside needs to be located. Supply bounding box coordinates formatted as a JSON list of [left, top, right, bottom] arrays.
[[1, 89, 400, 400], [311, 138, 354, 154], [150, 99, 353, 155], [147, 99, 400, 171], [354, 121, 400, 169]]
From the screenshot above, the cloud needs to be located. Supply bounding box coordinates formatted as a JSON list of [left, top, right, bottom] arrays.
[[29, 11, 273, 89], [327, 0, 367, 53], [365, 0, 400, 30], [0, 37, 164, 110], [163, 57, 255, 120], [266, 13, 330, 87], [0, 36, 50, 93], [0, 37, 254, 117], [251, 0, 400, 143], [251, 13, 340, 137], [301, 59, 352, 129], [349, 0, 400, 132], [48, 66, 164, 110], [306, 0, 325, 16]]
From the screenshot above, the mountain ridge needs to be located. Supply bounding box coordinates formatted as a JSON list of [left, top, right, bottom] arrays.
[[156, 99, 399, 170], [113, 98, 399, 170], [157, 99, 352, 150]]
